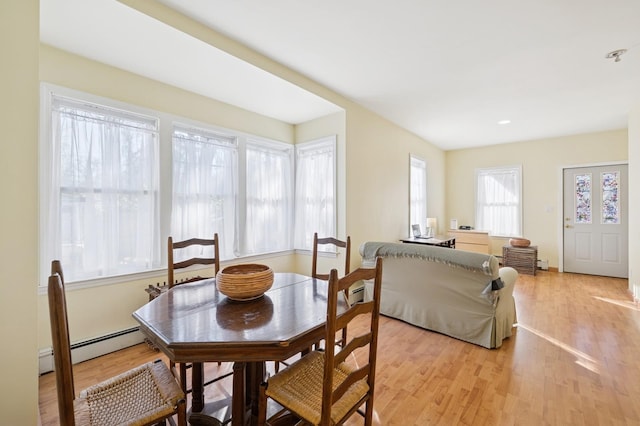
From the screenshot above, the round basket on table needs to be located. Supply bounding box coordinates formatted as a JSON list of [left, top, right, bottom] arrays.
[[509, 238, 531, 248], [216, 264, 274, 301]]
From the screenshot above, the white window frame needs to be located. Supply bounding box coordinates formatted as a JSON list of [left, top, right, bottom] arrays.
[[293, 136, 337, 251], [39, 83, 299, 287], [475, 165, 523, 237], [240, 136, 295, 256], [40, 84, 162, 285], [170, 124, 238, 260], [409, 155, 428, 236]]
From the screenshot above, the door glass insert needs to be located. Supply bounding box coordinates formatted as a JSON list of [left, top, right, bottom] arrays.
[[601, 171, 619, 224], [575, 174, 592, 224]]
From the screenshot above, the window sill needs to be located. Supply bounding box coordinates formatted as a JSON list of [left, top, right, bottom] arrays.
[[38, 249, 296, 294]]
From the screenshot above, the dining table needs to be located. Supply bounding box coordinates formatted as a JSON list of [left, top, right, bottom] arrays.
[[132, 272, 347, 426]]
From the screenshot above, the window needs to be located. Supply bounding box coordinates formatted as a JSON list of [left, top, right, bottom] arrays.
[[409, 155, 427, 235], [171, 126, 237, 259], [475, 165, 522, 237], [242, 139, 294, 255], [293, 136, 336, 251], [171, 127, 293, 258], [43, 93, 160, 282], [41, 85, 332, 285]]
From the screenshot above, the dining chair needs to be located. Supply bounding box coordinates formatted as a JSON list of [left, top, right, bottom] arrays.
[[275, 233, 352, 374], [167, 234, 231, 393], [258, 256, 383, 426], [48, 264, 186, 426], [313, 233, 352, 349], [311, 232, 351, 281], [168, 234, 220, 288], [275, 232, 353, 374]]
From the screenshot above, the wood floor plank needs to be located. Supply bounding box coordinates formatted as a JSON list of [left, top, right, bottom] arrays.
[[39, 271, 640, 425]]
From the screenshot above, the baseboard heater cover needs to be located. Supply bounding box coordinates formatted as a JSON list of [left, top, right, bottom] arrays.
[[39, 326, 144, 375], [348, 284, 365, 304]]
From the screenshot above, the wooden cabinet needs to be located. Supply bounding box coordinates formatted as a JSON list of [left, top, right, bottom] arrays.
[[448, 229, 490, 254]]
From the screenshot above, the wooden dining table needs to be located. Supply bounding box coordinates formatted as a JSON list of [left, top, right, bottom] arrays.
[[133, 272, 347, 426]]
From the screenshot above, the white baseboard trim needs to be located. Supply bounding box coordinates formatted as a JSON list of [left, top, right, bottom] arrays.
[[39, 327, 145, 375]]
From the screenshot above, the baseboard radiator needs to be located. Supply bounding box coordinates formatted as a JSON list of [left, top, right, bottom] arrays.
[[39, 326, 145, 375], [348, 283, 365, 304]]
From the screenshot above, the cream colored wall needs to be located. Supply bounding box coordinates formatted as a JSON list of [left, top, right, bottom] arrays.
[[629, 105, 640, 299], [40, 45, 294, 143], [345, 106, 447, 256], [0, 1, 39, 423], [445, 129, 628, 268]]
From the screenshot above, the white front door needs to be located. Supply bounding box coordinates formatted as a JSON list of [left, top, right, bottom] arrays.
[[563, 164, 628, 278]]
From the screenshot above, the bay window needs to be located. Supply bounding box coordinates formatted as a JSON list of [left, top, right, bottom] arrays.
[[41, 84, 316, 285]]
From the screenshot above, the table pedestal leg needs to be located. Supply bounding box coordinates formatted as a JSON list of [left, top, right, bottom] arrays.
[[192, 362, 205, 413], [232, 362, 246, 426], [247, 362, 265, 420]]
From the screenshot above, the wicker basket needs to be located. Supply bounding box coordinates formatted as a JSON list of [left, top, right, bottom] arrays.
[[216, 264, 274, 301], [509, 238, 531, 248]]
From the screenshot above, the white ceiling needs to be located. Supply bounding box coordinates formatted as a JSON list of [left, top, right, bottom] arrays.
[[41, 0, 640, 150]]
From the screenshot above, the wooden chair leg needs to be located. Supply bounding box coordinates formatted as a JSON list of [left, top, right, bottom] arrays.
[[364, 399, 373, 426], [179, 363, 188, 394], [177, 397, 187, 426], [257, 380, 268, 426]]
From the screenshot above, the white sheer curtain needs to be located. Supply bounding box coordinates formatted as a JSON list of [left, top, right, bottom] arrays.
[[294, 137, 336, 251], [49, 95, 159, 281], [410, 155, 427, 235], [475, 166, 522, 237], [242, 140, 293, 255], [171, 126, 237, 260]]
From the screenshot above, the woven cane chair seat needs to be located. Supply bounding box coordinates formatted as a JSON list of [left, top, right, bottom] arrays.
[[75, 361, 184, 426], [258, 257, 383, 426], [265, 351, 368, 425]]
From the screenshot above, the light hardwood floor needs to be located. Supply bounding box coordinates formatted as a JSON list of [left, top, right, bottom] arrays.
[[39, 271, 640, 425]]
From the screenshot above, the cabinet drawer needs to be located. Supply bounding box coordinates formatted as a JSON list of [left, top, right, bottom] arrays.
[[448, 230, 490, 253], [456, 232, 488, 245], [457, 242, 490, 254]]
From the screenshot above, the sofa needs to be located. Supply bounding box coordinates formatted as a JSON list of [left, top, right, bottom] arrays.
[[360, 241, 518, 349]]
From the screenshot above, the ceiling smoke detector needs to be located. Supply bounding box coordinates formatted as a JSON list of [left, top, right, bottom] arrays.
[[605, 49, 627, 62]]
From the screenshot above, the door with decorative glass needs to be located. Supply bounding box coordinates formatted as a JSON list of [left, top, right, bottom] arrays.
[[563, 164, 628, 278]]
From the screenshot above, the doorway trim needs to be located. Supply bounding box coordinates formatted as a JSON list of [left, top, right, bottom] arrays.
[[558, 160, 628, 273]]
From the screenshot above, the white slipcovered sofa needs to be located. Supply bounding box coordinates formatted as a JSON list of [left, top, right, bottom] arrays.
[[360, 241, 518, 349]]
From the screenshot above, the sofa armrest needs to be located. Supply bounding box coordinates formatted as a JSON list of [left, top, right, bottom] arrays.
[[498, 266, 518, 298]]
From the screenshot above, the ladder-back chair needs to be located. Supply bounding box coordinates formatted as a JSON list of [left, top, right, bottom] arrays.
[[167, 234, 231, 393], [48, 262, 186, 425], [258, 257, 383, 426]]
